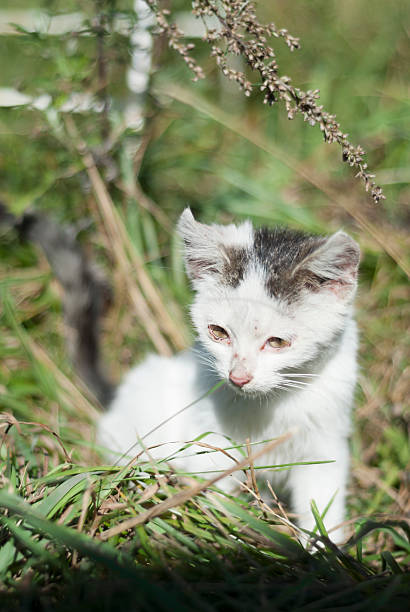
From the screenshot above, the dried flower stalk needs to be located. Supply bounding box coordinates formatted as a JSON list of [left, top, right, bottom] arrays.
[[146, 0, 384, 204]]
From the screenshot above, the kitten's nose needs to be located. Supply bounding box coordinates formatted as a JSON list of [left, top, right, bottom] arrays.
[[229, 371, 253, 387]]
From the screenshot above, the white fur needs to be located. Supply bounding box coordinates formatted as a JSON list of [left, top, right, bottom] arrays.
[[98, 210, 359, 544]]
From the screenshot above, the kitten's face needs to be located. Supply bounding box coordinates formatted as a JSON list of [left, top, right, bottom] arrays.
[[179, 209, 360, 395]]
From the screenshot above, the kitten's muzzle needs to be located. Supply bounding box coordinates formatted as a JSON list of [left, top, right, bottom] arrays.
[[229, 371, 253, 388]]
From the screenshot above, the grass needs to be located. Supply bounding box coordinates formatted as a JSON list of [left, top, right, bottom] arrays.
[[1, 421, 409, 611], [0, 0, 409, 609]]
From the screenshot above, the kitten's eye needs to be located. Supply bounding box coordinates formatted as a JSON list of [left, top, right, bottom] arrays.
[[266, 337, 291, 349], [209, 325, 229, 341]]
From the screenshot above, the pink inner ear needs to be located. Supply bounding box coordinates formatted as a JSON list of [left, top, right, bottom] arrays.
[[327, 280, 354, 298], [333, 261, 358, 282], [323, 263, 358, 298], [303, 260, 358, 299]]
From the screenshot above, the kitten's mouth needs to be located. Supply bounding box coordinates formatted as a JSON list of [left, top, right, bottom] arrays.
[[228, 381, 248, 393], [228, 380, 245, 393], [227, 379, 256, 395]]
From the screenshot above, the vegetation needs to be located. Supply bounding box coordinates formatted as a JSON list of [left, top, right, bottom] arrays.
[[0, 0, 409, 609]]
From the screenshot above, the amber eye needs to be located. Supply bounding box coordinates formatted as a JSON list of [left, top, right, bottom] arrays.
[[209, 325, 229, 341], [266, 337, 291, 349]]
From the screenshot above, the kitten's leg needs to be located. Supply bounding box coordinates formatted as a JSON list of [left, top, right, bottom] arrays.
[[287, 437, 349, 545]]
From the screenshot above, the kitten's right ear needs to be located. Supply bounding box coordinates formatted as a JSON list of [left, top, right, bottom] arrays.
[[177, 208, 222, 281]]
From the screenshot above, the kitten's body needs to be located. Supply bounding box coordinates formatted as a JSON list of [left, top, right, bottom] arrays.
[[98, 209, 360, 542]]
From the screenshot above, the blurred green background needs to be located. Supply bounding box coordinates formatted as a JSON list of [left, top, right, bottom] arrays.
[[1, 0, 409, 224]]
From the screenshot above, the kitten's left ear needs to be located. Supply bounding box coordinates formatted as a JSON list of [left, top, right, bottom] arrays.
[[303, 230, 360, 299]]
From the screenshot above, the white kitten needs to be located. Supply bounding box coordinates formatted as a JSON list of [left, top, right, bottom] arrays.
[[98, 208, 360, 543]]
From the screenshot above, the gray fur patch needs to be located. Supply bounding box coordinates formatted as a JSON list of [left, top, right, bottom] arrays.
[[222, 246, 250, 287], [252, 227, 327, 302]]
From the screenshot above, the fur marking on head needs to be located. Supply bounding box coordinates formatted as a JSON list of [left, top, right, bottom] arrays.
[[179, 208, 360, 304]]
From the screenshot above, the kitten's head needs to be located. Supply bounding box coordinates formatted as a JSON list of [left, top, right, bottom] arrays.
[[178, 208, 360, 394]]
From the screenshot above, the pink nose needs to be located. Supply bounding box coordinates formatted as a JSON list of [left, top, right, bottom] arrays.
[[229, 371, 253, 387]]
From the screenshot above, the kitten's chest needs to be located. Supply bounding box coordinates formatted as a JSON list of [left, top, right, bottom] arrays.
[[207, 387, 298, 444]]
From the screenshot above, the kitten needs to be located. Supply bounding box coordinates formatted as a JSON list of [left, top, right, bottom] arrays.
[[98, 208, 360, 543], [2, 203, 359, 543]]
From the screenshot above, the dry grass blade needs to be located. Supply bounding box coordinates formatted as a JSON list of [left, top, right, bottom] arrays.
[[137, 482, 160, 504], [72, 483, 94, 565], [98, 431, 293, 540], [246, 438, 259, 496], [1, 413, 71, 463], [15, 328, 99, 421], [117, 178, 173, 233], [354, 464, 408, 513], [185, 439, 240, 465], [64, 117, 185, 355]]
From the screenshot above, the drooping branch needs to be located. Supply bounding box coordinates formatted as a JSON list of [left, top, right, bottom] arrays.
[[145, 0, 385, 204]]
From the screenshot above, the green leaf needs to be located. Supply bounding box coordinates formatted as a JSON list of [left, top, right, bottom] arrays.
[[310, 499, 329, 540], [34, 472, 96, 519], [381, 551, 403, 574], [0, 539, 22, 574], [0, 491, 136, 577], [2, 517, 56, 565], [216, 497, 305, 559]]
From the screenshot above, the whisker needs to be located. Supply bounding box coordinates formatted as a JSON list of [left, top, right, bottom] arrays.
[[193, 354, 217, 368], [274, 385, 294, 393], [283, 373, 320, 378], [280, 379, 311, 387], [280, 384, 308, 391]]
